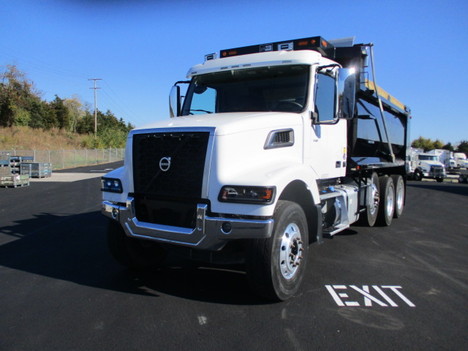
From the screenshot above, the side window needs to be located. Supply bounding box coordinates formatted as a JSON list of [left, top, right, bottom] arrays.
[[315, 73, 336, 122], [189, 86, 216, 114]]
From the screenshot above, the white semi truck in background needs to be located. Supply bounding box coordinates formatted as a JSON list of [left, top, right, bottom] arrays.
[[101, 36, 411, 300], [453, 152, 468, 168], [408, 148, 446, 182]]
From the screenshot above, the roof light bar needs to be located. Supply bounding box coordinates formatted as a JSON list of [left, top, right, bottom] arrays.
[[219, 36, 334, 59]]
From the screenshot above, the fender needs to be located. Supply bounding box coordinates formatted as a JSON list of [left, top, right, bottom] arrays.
[[209, 162, 320, 217], [264, 162, 320, 205]]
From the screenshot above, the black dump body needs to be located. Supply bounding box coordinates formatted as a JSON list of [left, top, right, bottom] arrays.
[[333, 45, 410, 175]]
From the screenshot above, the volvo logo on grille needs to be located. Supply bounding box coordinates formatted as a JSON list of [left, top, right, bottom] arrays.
[[159, 157, 171, 172]]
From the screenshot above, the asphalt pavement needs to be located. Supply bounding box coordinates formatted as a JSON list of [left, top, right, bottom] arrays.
[[0, 165, 466, 351]]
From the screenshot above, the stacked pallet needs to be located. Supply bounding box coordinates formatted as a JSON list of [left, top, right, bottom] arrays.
[[1, 154, 54, 187], [0, 159, 30, 187], [29, 162, 53, 178]]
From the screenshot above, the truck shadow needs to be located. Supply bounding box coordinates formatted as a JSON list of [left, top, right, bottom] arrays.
[[407, 181, 468, 196], [0, 211, 266, 305]]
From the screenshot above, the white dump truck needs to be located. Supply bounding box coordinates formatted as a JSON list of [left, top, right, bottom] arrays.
[[101, 36, 411, 300]]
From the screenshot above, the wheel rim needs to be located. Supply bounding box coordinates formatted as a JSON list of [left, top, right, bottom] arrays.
[[369, 182, 380, 215], [395, 181, 404, 212], [279, 223, 304, 280], [386, 186, 395, 216]]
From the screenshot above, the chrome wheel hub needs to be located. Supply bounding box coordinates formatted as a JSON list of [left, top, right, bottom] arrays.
[[279, 223, 304, 280], [369, 183, 380, 215], [386, 187, 395, 215], [396, 183, 404, 210]]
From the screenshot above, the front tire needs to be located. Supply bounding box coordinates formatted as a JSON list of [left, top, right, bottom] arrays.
[[246, 201, 309, 301], [107, 219, 167, 271], [414, 169, 423, 181]]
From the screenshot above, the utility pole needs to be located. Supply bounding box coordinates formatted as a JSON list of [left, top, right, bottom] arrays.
[[88, 78, 102, 136]]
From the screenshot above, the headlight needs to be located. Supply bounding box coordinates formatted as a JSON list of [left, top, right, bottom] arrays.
[[218, 186, 275, 204], [101, 177, 123, 193]]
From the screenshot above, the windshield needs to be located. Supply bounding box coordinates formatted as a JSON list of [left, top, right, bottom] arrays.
[[419, 155, 438, 161], [181, 65, 310, 115]]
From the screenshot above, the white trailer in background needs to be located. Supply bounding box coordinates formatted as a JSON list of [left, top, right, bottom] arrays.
[[453, 152, 467, 168], [427, 149, 456, 170]]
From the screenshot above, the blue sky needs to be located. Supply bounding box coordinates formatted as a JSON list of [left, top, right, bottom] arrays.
[[1, 0, 467, 144]]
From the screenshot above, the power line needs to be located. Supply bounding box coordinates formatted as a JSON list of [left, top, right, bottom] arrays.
[[102, 80, 138, 123]]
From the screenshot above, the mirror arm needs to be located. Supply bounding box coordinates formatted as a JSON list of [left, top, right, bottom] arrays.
[[169, 81, 190, 117], [310, 111, 318, 123]]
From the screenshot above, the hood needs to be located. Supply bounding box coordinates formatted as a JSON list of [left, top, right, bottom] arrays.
[[133, 112, 303, 136]]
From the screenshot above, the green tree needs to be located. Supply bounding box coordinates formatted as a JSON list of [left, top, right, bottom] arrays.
[[442, 142, 454, 151], [411, 137, 435, 151], [50, 95, 70, 130], [0, 65, 40, 127], [457, 140, 468, 154], [76, 111, 94, 134], [63, 96, 85, 133], [12, 106, 31, 126], [433, 139, 444, 150]]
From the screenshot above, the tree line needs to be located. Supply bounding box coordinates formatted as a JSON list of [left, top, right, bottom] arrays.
[[0, 65, 133, 148], [411, 136, 468, 154]]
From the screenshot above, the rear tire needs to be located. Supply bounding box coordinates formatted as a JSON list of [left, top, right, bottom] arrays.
[[377, 176, 395, 226], [107, 219, 167, 271], [358, 172, 380, 227], [391, 175, 405, 218], [246, 200, 309, 301]]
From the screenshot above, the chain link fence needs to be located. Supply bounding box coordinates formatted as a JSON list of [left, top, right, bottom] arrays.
[[1, 148, 124, 170]]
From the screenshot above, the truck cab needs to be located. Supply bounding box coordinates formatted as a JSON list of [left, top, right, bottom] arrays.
[[409, 152, 446, 182], [101, 36, 410, 301]]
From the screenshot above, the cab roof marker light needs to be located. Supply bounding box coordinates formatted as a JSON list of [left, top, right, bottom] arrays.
[[205, 53, 217, 61], [278, 42, 293, 51], [260, 44, 273, 52]]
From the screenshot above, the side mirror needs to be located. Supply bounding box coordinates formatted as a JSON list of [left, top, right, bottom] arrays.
[[337, 68, 356, 119], [169, 85, 181, 118]]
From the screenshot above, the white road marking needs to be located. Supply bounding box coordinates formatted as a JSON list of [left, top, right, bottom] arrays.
[[198, 315, 208, 325], [326, 285, 416, 308]]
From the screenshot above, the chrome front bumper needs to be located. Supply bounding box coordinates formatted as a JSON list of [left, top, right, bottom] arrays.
[[102, 197, 274, 251]]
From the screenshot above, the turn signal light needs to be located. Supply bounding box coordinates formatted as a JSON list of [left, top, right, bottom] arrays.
[[218, 186, 276, 204]]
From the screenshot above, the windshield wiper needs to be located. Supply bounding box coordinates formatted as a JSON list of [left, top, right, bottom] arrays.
[[190, 109, 213, 114]]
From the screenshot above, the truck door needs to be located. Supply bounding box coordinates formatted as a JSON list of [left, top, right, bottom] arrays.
[[308, 68, 347, 179]]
